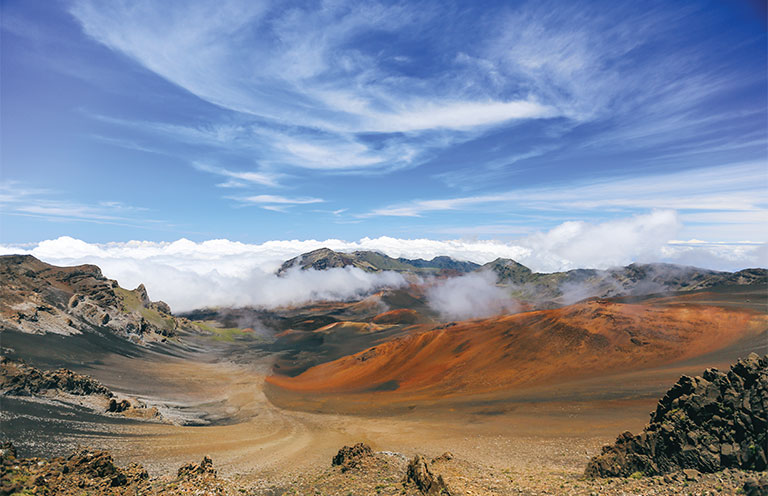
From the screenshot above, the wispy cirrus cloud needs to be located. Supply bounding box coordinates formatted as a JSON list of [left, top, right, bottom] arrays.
[[192, 163, 280, 188], [364, 161, 768, 240], [234, 195, 324, 205], [0, 181, 165, 228], [64, 0, 763, 215], [69, 1, 747, 176], [229, 194, 325, 212]]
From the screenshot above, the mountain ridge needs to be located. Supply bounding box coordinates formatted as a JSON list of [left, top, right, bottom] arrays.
[[0, 254, 196, 341], [276, 247, 480, 276]]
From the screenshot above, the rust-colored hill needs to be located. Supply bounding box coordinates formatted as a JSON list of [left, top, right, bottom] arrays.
[[266, 295, 767, 407]]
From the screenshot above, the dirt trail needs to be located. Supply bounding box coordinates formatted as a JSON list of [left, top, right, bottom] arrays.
[[90, 350, 652, 483]]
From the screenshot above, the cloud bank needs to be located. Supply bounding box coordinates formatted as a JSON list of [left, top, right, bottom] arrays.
[[426, 271, 519, 320], [1, 212, 764, 312]]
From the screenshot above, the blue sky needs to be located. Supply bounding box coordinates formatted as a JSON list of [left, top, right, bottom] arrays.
[[1, 0, 766, 269]]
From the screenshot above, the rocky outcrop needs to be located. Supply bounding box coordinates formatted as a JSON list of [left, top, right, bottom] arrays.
[[1, 357, 160, 421], [0, 356, 112, 397], [585, 353, 768, 477], [0, 446, 238, 496], [332, 442, 374, 472], [64, 449, 149, 487], [404, 455, 452, 496], [177, 456, 217, 479], [107, 398, 131, 413], [0, 445, 149, 495], [0, 254, 194, 341]]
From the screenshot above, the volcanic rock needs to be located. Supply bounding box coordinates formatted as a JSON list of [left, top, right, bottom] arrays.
[[332, 442, 374, 472], [0, 442, 17, 461], [177, 455, 217, 479], [585, 353, 768, 477], [0, 356, 112, 397], [0, 254, 189, 341], [432, 452, 454, 463], [0, 447, 150, 495], [107, 398, 131, 413], [65, 449, 148, 487], [743, 476, 768, 496], [404, 454, 452, 496]]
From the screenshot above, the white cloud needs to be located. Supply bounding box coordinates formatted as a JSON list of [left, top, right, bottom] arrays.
[[67, 0, 563, 177], [363, 162, 768, 241], [426, 271, 519, 320], [232, 195, 324, 206], [517, 210, 683, 272], [192, 163, 280, 187], [64, 0, 762, 202], [0, 181, 165, 228], [1, 211, 764, 312]]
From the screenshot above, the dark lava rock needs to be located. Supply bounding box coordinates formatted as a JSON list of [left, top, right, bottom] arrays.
[[585, 353, 768, 477], [404, 454, 452, 496], [0, 356, 113, 397], [1, 447, 149, 495], [65, 449, 148, 487], [332, 442, 374, 472], [743, 475, 768, 496], [107, 398, 132, 413], [0, 442, 17, 461], [177, 456, 217, 479]]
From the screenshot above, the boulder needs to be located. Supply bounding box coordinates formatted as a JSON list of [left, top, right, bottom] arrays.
[[404, 454, 452, 496], [65, 449, 148, 487], [177, 455, 217, 479], [332, 442, 373, 472]]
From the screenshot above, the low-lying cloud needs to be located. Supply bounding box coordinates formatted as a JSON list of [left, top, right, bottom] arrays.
[[426, 271, 519, 320], [1, 211, 764, 312]]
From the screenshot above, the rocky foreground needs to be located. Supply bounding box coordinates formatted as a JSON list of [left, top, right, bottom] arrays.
[[2, 440, 767, 496], [2, 351, 767, 494], [586, 353, 767, 477]]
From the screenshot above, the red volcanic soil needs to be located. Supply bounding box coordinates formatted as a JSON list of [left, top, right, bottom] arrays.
[[266, 298, 767, 403], [372, 308, 422, 325]]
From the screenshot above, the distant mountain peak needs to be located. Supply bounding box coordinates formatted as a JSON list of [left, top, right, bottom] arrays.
[[276, 248, 479, 276]]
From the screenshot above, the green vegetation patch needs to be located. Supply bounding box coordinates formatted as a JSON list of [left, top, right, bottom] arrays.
[[195, 321, 254, 342], [114, 286, 176, 332]]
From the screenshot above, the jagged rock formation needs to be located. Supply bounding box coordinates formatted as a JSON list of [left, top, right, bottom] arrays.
[[585, 353, 768, 477], [0, 356, 112, 397], [1, 357, 160, 420], [332, 443, 374, 472], [0, 445, 149, 495], [277, 248, 479, 276], [0, 254, 196, 341], [0, 445, 235, 495], [177, 455, 217, 479], [107, 398, 132, 413], [404, 455, 452, 495]]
